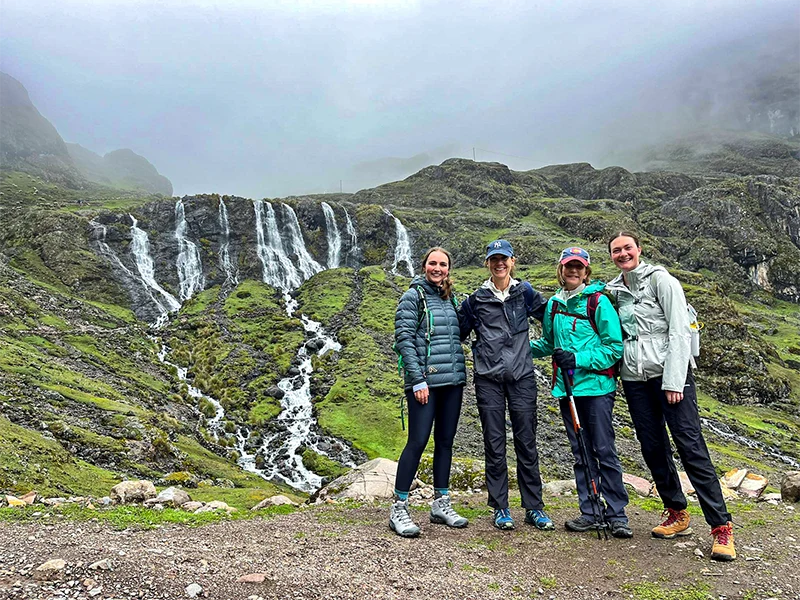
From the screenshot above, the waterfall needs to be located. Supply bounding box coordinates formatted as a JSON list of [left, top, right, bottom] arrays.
[[254, 200, 301, 291], [700, 418, 799, 469], [343, 207, 360, 267], [383, 208, 414, 277], [129, 215, 181, 313], [321, 202, 342, 269], [218, 198, 238, 285], [282, 203, 324, 280], [91, 220, 168, 320], [174, 200, 206, 301]]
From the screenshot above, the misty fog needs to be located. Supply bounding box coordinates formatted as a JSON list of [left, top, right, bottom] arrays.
[[1, 0, 798, 197]]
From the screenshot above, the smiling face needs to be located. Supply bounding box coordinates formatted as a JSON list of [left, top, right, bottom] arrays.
[[561, 260, 587, 290], [487, 254, 515, 285], [424, 250, 450, 285], [609, 235, 642, 272]]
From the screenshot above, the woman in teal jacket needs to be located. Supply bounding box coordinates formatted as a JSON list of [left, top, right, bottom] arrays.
[[530, 247, 631, 538]]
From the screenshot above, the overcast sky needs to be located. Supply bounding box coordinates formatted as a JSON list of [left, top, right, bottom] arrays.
[[1, 0, 798, 197]]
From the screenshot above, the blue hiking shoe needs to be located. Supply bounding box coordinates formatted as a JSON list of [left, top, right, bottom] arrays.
[[493, 508, 515, 530], [525, 509, 555, 531]]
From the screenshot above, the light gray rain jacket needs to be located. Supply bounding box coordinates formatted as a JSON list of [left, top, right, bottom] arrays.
[[605, 262, 692, 392]]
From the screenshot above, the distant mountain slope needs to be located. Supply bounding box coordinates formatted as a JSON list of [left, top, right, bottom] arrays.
[[0, 72, 82, 187], [0, 72, 172, 195], [67, 144, 173, 196]]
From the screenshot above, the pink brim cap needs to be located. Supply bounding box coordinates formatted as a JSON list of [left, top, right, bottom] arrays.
[[560, 256, 589, 266]]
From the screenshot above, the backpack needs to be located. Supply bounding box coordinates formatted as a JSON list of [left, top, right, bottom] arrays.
[[393, 285, 458, 376], [549, 291, 617, 382]]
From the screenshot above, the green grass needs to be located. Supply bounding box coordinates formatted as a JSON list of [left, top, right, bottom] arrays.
[[359, 266, 401, 335], [0, 415, 120, 497], [296, 268, 354, 324], [622, 582, 712, 600]]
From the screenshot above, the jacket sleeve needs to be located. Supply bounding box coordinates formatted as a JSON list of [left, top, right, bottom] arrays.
[[530, 299, 555, 358], [458, 296, 475, 342], [526, 283, 548, 322], [653, 271, 691, 392], [574, 295, 623, 371], [394, 290, 425, 386]]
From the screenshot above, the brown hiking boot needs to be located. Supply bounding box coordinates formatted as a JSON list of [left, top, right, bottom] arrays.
[[651, 508, 692, 539], [710, 522, 736, 561]]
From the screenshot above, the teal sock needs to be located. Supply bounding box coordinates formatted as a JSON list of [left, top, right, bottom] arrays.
[[434, 488, 449, 498], [394, 489, 409, 501]]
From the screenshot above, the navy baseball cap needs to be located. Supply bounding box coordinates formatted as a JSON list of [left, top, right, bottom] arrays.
[[486, 239, 514, 259], [559, 246, 590, 266]]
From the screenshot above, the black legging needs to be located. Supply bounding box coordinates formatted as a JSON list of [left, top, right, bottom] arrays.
[[395, 384, 464, 493]]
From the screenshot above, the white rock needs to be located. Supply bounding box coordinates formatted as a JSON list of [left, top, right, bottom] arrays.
[[110, 480, 156, 504], [317, 458, 397, 500], [693, 548, 704, 558], [88, 559, 112, 571], [185, 582, 203, 598], [33, 559, 66, 581], [251, 495, 298, 510]]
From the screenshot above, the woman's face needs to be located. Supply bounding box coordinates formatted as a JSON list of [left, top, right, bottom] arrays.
[[424, 250, 450, 285], [562, 260, 586, 291], [609, 236, 642, 272], [487, 254, 515, 280]]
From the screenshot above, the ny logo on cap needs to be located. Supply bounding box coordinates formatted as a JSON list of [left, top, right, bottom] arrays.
[[493, 241, 502, 248]]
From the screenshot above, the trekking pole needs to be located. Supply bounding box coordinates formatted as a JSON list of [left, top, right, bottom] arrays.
[[399, 394, 406, 431], [563, 370, 608, 540]]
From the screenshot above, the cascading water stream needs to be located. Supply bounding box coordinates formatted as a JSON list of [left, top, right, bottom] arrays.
[[382, 208, 414, 276], [254, 199, 301, 291], [700, 417, 799, 468], [321, 202, 342, 269], [282, 203, 324, 280], [218, 198, 238, 285], [90, 220, 168, 317], [174, 200, 205, 301], [129, 215, 181, 313], [343, 207, 360, 267]]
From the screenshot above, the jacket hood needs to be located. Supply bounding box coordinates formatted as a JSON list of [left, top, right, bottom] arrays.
[[553, 280, 606, 304], [607, 261, 662, 292]]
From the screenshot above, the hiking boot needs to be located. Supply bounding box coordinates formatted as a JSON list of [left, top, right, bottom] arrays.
[[565, 515, 597, 532], [610, 520, 633, 539], [493, 508, 515, 530], [389, 499, 420, 538], [430, 495, 468, 528], [652, 508, 692, 539], [525, 509, 555, 531], [710, 522, 736, 562]]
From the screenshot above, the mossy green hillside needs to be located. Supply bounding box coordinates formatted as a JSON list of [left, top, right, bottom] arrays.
[[295, 268, 354, 324]]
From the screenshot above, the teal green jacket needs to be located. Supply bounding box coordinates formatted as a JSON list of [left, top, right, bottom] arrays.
[[530, 280, 623, 398]]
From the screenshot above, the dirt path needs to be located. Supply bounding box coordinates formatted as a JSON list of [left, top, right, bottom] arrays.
[[1, 495, 798, 600]]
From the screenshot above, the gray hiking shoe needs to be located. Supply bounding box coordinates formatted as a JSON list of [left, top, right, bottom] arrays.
[[430, 495, 468, 528], [389, 500, 420, 538]]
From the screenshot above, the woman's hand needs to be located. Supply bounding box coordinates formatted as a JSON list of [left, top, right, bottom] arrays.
[[665, 390, 683, 404], [414, 386, 429, 404]]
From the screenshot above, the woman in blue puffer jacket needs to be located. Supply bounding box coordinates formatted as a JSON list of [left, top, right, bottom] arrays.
[[390, 247, 467, 538]]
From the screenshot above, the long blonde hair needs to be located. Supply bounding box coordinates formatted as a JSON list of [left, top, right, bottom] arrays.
[[421, 247, 454, 299]]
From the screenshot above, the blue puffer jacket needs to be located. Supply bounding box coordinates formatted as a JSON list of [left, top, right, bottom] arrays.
[[394, 276, 467, 390]]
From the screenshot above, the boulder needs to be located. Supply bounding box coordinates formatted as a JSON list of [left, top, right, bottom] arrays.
[[317, 458, 396, 500], [781, 471, 800, 503], [181, 501, 204, 512], [721, 468, 748, 490], [195, 500, 236, 514], [150, 486, 191, 508], [251, 495, 298, 510], [542, 479, 577, 496], [5, 495, 26, 507], [110, 480, 157, 504], [622, 473, 653, 497], [20, 491, 37, 505], [42, 497, 67, 506], [33, 559, 66, 581], [738, 472, 768, 498], [678, 472, 695, 496]]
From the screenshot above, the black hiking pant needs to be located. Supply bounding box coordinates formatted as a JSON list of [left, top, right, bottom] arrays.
[[559, 392, 629, 522], [395, 384, 464, 493], [475, 374, 544, 510], [622, 369, 731, 528]]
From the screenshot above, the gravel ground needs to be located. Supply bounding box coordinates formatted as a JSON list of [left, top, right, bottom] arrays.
[[1, 495, 798, 600]]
